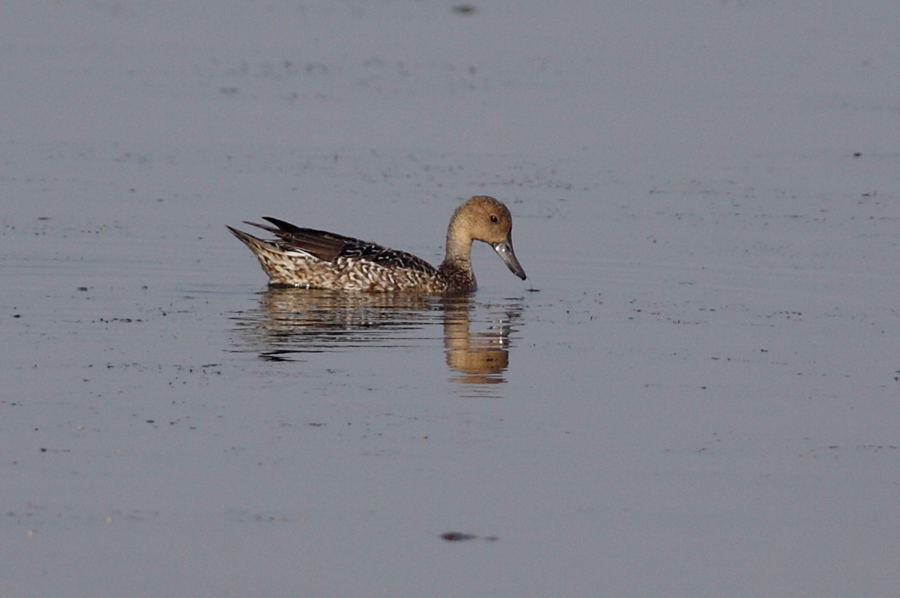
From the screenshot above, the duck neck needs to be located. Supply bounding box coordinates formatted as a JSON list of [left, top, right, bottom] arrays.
[[439, 220, 475, 289]]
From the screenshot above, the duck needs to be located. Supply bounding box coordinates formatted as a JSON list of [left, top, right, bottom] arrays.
[[227, 195, 527, 293]]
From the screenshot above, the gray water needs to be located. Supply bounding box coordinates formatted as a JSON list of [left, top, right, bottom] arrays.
[[3, 2, 899, 597]]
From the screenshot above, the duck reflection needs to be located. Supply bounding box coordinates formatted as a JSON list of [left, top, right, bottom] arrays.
[[229, 288, 521, 386], [442, 297, 511, 385]]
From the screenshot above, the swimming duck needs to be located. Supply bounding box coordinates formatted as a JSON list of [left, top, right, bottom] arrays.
[[227, 195, 526, 293]]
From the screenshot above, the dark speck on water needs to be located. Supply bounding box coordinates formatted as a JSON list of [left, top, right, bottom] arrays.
[[441, 531, 496, 542], [452, 4, 476, 15], [441, 532, 476, 541]]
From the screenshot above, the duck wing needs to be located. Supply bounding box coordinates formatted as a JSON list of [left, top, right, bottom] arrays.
[[247, 217, 437, 275], [240, 217, 358, 262]]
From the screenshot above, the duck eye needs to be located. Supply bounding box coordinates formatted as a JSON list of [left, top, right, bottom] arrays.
[[490, 214, 498, 223]]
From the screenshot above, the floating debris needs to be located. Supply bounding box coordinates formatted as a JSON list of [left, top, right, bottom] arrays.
[[452, 4, 477, 15], [441, 531, 497, 542]]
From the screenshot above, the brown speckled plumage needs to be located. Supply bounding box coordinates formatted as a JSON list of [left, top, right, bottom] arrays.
[[227, 195, 526, 293]]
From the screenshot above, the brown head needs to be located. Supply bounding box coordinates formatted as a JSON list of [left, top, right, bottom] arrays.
[[444, 195, 527, 281]]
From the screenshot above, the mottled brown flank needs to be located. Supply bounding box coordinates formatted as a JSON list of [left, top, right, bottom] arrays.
[[228, 195, 526, 293]]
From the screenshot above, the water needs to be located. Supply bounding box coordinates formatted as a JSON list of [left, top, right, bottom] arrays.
[[2, 2, 900, 597]]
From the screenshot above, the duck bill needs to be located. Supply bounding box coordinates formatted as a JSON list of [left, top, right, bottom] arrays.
[[492, 236, 527, 280]]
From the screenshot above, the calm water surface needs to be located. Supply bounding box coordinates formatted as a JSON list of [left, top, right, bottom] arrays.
[[3, 2, 900, 597]]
